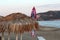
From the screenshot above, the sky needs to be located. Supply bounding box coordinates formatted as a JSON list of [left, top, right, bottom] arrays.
[[0, 0, 60, 16]]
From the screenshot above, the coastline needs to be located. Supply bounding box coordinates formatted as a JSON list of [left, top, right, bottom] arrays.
[[38, 25, 60, 31]]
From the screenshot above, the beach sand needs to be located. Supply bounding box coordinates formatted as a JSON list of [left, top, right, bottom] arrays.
[[0, 27, 60, 40]]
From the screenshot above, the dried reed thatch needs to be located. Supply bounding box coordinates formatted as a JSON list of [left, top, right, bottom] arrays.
[[3, 13, 39, 33], [0, 16, 5, 33]]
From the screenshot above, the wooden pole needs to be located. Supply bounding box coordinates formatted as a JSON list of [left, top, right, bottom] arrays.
[[20, 34, 22, 40], [16, 33, 18, 40], [2, 32, 4, 40], [8, 32, 10, 40]]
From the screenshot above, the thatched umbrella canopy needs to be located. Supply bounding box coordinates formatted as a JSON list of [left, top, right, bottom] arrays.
[[3, 13, 39, 40], [0, 16, 6, 32], [3, 13, 38, 33]]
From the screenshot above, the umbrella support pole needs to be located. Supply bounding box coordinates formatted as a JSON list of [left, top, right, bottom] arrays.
[[2, 32, 4, 40], [8, 32, 10, 40], [20, 34, 22, 40], [16, 33, 18, 40]]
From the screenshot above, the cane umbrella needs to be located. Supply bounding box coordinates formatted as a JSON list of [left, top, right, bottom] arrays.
[[3, 13, 39, 40], [0, 16, 6, 40]]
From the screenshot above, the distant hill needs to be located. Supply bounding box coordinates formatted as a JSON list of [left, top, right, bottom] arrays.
[[37, 11, 60, 21]]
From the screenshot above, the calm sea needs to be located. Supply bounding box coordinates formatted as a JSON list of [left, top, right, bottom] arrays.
[[37, 20, 60, 28]]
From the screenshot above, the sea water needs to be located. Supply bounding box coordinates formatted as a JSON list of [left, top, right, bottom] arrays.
[[37, 20, 60, 28]]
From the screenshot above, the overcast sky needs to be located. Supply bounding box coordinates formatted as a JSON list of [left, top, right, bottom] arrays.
[[0, 0, 60, 6], [0, 0, 60, 16]]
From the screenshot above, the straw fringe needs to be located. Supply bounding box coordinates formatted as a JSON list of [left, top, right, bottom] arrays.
[[0, 13, 38, 33]]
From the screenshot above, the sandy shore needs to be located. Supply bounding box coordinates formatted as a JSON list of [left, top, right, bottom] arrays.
[[39, 26, 60, 31], [0, 26, 60, 40]]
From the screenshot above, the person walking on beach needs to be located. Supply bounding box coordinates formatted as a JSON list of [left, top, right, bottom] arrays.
[[31, 6, 37, 19]]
